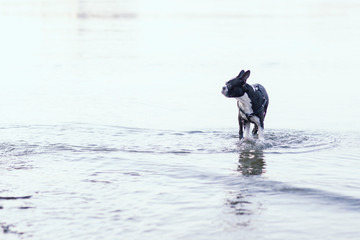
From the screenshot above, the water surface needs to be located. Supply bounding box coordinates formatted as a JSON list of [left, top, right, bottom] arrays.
[[1, 124, 360, 239], [1, 0, 360, 239]]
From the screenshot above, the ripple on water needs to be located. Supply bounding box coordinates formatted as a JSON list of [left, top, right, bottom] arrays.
[[231, 129, 338, 154], [0, 126, 339, 157], [263, 130, 338, 154]]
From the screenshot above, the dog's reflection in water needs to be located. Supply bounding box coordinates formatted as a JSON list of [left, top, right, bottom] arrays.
[[237, 150, 266, 176], [225, 149, 266, 227]]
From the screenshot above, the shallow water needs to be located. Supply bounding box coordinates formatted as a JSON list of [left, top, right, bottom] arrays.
[[1, 0, 360, 239], [1, 124, 360, 239]]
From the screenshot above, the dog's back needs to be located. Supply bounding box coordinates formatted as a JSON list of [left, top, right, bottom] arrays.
[[253, 84, 269, 117], [222, 70, 269, 140]]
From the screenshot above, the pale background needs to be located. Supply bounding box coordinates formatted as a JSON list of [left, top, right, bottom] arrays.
[[1, 0, 359, 131]]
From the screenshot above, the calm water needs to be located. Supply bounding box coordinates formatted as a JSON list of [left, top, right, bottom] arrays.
[[1, 124, 360, 239], [1, 0, 360, 239]]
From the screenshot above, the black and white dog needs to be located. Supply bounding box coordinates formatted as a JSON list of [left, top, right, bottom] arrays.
[[221, 70, 269, 140]]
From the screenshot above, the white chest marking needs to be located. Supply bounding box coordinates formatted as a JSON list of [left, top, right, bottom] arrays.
[[236, 93, 253, 116]]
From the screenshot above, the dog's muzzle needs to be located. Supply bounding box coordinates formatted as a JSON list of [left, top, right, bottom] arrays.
[[221, 86, 229, 96]]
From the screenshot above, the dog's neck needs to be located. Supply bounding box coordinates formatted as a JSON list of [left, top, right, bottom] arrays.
[[236, 83, 255, 100], [236, 84, 260, 113], [243, 84, 257, 98]]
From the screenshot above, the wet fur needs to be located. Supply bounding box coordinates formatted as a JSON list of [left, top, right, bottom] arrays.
[[221, 70, 269, 140]]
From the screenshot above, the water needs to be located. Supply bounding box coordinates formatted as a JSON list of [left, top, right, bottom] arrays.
[[0, 124, 360, 239], [1, 0, 360, 239]]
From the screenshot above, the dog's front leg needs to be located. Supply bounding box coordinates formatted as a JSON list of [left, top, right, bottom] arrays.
[[238, 112, 244, 139], [243, 121, 251, 139]]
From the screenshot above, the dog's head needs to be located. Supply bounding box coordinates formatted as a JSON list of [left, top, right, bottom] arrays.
[[221, 70, 251, 98]]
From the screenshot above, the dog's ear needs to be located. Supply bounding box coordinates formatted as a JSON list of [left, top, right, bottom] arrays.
[[236, 70, 245, 78], [242, 70, 251, 82]]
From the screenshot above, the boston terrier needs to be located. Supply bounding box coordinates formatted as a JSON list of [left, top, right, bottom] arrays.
[[221, 70, 269, 140]]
